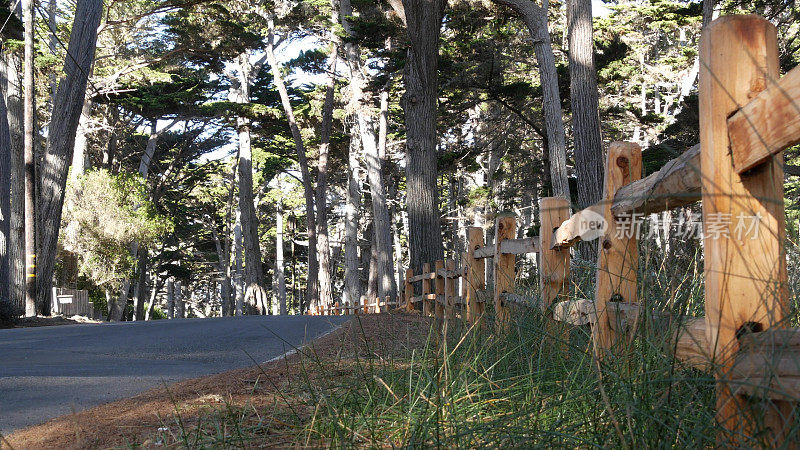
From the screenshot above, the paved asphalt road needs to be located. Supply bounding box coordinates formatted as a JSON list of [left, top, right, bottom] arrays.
[[0, 315, 350, 433]]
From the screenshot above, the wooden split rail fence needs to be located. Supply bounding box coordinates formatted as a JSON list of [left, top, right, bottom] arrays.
[[318, 15, 800, 444]]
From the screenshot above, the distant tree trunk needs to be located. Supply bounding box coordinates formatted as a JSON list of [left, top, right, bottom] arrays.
[[22, 0, 36, 316], [343, 128, 361, 308], [103, 107, 118, 169], [109, 280, 130, 321], [0, 67, 11, 306], [567, 0, 603, 262], [275, 190, 286, 315], [35, 0, 102, 315], [702, 0, 715, 27], [234, 210, 244, 316], [492, 0, 571, 200], [3, 52, 25, 314], [145, 274, 162, 320], [366, 221, 378, 302], [71, 97, 92, 179], [47, 0, 57, 100], [399, 0, 445, 273], [132, 249, 148, 320], [237, 118, 267, 315], [358, 115, 396, 301], [175, 280, 183, 318], [167, 278, 174, 319], [219, 153, 238, 316], [265, 16, 319, 311], [229, 52, 267, 315], [314, 42, 337, 310]]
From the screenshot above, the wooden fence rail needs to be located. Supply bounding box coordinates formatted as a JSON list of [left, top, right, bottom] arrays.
[[315, 14, 800, 446]]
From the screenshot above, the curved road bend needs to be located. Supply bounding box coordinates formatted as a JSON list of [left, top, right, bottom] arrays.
[[0, 315, 350, 433]]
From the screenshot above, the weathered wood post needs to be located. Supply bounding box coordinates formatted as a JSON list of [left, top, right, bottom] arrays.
[[405, 268, 414, 312], [699, 15, 788, 444], [539, 197, 571, 314], [422, 262, 433, 316], [445, 259, 456, 321], [465, 227, 485, 324], [494, 215, 516, 332], [434, 259, 445, 321], [593, 142, 641, 356]]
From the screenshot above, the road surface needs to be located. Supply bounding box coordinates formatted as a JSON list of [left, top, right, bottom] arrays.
[[0, 315, 350, 433]]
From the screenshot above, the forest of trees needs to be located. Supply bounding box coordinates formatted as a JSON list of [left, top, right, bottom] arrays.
[[0, 0, 798, 321]]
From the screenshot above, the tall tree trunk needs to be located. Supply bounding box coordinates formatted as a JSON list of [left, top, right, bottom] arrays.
[[237, 117, 267, 314], [71, 97, 92, 179], [567, 0, 603, 262], [314, 42, 337, 310], [0, 64, 11, 306], [145, 273, 162, 320], [275, 189, 286, 315], [175, 280, 183, 318], [702, 0, 715, 27], [132, 248, 148, 320], [365, 221, 378, 302], [492, 0, 571, 200], [103, 107, 118, 169], [234, 209, 244, 316], [343, 129, 361, 308], [109, 279, 130, 321], [220, 151, 238, 316], [399, 0, 445, 274], [265, 17, 319, 311], [167, 278, 174, 319], [228, 51, 268, 315], [35, 0, 103, 315], [23, 0, 36, 316], [3, 52, 25, 314], [362, 117, 397, 300]]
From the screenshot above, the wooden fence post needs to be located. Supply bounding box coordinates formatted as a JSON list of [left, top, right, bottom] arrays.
[[446, 259, 456, 321], [699, 16, 788, 444], [494, 215, 516, 332], [422, 262, 432, 316], [435, 259, 445, 321], [593, 142, 641, 356], [539, 197, 571, 315], [405, 268, 414, 312], [465, 226, 485, 324]]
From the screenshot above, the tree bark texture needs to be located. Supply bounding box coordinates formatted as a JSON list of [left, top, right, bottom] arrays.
[[234, 209, 244, 316], [492, 0, 571, 200], [400, 0, 445, 273], [266, 18, 319, 311], [36, 0, 103, 315], [567, 0, 603, 262], [314, 42, 337, 310], [3, 52, 25, 313], [133, 248, 148, 320], [275, 189, 286, 315], [237, 118, 267, 314], [23, 0, 36, 316], [71, 97, 92, 179], [0, 66, 11, 306], [343, 129, 361, 308], [229, 51, 268, 315]]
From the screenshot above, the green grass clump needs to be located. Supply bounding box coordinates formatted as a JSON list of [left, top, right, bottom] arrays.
[[300, 309, 722, 448]]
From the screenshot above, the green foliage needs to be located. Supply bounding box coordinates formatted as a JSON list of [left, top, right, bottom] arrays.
[[61, 170, 172, 289]]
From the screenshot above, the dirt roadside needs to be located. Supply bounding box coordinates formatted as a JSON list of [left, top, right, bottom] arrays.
[[0, 315, 102, 330], [2, 312, 433, 449]]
